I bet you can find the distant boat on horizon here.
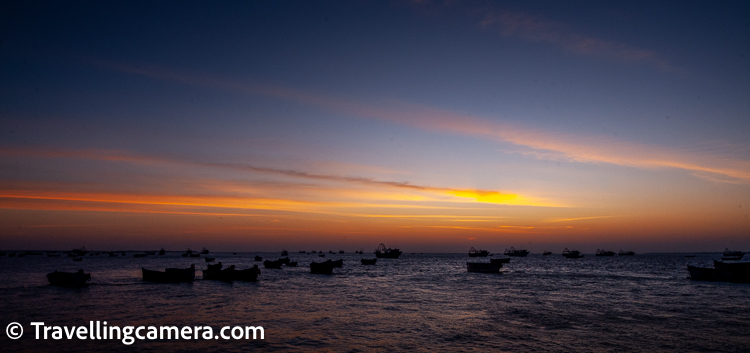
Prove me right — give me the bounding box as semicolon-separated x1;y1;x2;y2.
504;247;529;257
596;249;616;256
619;249;635;256
563;248;584;258
468;247;490;257
375;243;402;259
721;248;745;261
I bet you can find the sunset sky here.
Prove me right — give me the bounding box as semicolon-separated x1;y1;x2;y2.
1;1;749;252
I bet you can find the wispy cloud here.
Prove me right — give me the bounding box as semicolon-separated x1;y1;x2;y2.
88;60;750;184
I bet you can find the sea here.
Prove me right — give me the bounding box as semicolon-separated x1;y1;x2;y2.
0;252;748;352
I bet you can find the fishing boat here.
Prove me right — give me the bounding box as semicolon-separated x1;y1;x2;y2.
338;250;345;254
490;257;510;264
721;248;745;261
466;261;503;273
201;247;209;255
374;243;402;259
158;248;166;255
618;250;635;256
468;247;491;257
563;248;584;258
145;251;156;255
596;249;616;256
182;248;193;257
331;259;343;267
310;260;334;274
280;249;289;256
233;265;261;281
504;247;530;257
47;270;91;287
142;264;195;283
263;259;284;269
203;264;236;281
688;260;750;283
254;256;263;261
361;258;377;265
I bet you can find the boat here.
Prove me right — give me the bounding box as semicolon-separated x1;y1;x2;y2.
201;247;209;255
596;249;616;256
618;250;635;256
361;258;377;265
205;257;215;262
279;257;291;265
310;260;334;274
203;264;236;281
721;248;745;261
71;247;88;257
318;254;326;257
466;262;503;273
233;265;261;281
298;250;306;253
490;258;510;264
263;259;284;269
374;243;402;259
158;248;166;255
338;250;344;254
142;264;195;283
688;260;750;283
280;250;289;256
504;247;530;257
254;256;263;261
468;247;491;257
542;251;552;256
145;251;156;255
182;248;193;257
331;259;343;267
562;248;584;258
47;270;91;287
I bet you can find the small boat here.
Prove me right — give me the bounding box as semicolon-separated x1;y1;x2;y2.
255;256;263;261
490;258;510;264
203;264;236;281
596;249;616;256
233;265;261;281
468;247;491;257
205;257;215;262
618;250;635;256
287;261;298;267
47;270;91;287
142;264;195;283
504;247;530;257
263;259;284;269
280;250;289;256
201;247;209;255
721;248;745;261
338;250;344;254
562;248;584;258
374;243;402;259
72;257;83;261
688;261;750;283
542;251;552;256
361;258;377;265
466;262;503;273
145;251;156;255
158;248;166;255
310;260;334;274
71;247;88;257
182;248;193;257
331;259;343;267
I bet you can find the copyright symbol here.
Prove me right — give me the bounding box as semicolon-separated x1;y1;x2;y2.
6;322;23;339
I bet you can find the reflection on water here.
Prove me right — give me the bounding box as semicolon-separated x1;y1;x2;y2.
1;253;749;352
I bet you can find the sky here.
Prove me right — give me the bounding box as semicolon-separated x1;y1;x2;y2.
1;0;749;253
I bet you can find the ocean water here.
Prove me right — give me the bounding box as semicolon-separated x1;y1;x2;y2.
0;252;748;352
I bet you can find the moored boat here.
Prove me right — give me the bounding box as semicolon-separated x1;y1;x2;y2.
375;243;402;258
142;264;195;283
201;247;209;255
721;248;745;261
287;261;298;267
466;261;503;273
310;260;334;274
542;251;552;256
504;247;530;257
280;249;289;256
47;270;91;287
563;248;584;258
203;264;236;281
688;261;750;283
264;259;284;269
619;250;635;256
596;249;616;256
158;248;166;255
468;247;490;257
